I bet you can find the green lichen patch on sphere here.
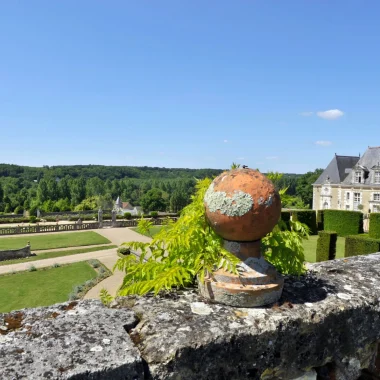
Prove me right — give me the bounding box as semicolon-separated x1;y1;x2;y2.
204;184;253;217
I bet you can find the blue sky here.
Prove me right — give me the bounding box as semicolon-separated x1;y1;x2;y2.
1;1;380;173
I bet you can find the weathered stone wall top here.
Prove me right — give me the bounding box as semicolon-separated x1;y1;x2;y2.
1;253;380;379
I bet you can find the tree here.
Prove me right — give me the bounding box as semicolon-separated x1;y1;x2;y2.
140;188;167;212
47;179;59;201
37;179;49;204
71;177;86;205
58;177;71;199
169;190;188;213
296;169;323;207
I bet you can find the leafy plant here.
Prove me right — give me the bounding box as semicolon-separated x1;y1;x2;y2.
115;176;307;297
100;288;114;306
28;265;37;272
262;219;308;274
136;217;154;238
115;178;240;296
52;263;61;268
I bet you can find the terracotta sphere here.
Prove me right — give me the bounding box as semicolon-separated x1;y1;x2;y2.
204;168;281;241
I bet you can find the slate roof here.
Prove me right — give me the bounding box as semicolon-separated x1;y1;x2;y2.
342;146;380;185
314;155;360;185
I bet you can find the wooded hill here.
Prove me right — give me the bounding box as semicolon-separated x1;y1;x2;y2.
0;163;308;215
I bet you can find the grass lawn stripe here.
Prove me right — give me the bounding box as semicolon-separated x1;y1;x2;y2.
0;231;110;251
0;261;97;312
0;245;117;266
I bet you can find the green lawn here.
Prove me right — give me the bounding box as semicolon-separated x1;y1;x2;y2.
131;225;163;237
0;231;110;251
303;235;345;263
0;244;117;266
0;262;97;312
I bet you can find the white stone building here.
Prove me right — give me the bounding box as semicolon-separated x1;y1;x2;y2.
313;146;380;214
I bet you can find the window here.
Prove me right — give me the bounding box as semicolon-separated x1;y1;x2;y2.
323;201;329;209
374;193;380;201
346;205;350;210
375;171;380;184
374;205;380;213
346;192;350;201
353;192;361;211
355;171;362;183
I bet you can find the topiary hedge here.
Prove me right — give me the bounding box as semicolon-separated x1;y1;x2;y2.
316;210;324;231
316;231;337;262
324;210;363;237
369;213;380;239
345;235;380;257
293;210;317;235
280;211;291;229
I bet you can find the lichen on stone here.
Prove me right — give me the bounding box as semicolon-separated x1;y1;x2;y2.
204;184;253;217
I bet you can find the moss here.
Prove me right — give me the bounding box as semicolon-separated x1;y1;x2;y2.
204;184;253;217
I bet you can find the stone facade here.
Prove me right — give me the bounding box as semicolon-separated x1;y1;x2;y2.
0;245;33;262
313;147;380;214
1;253;380;379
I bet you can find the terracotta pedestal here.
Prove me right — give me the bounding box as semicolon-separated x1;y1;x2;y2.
199;240;284;307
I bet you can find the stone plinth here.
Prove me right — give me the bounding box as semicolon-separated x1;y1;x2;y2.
201;168;283;307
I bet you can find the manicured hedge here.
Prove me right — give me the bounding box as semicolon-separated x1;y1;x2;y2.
345;235;380;258
317;210;324;231
294;210;317;235
369;213;380;239
324;210;363;237
316;231;337;262
280;211;291;229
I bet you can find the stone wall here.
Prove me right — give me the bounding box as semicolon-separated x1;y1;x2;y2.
0;245;33;262
1;253;380;379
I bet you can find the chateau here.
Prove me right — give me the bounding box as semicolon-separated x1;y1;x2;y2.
313;146;380;213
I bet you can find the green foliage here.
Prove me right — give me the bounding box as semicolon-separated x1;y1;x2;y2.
293;210;317;235
296;169;323;207
316;231;337;262
28;265;37;272
124;212;132;220
136;217;154;238
150;211;159;218
280;211;291;229
29;216;37;223
230;163;241;169
116;178;307;297
117;246;131;255
316;210;324;231
74;196;98;211
262;219;307;275
345;235;380;257
369;213;380;239
324;210;363;236
100;288;114;306
140;188;167;212
115;178;240;296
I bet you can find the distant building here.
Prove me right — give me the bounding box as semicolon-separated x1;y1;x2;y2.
313;146;380;213
114;196;142;216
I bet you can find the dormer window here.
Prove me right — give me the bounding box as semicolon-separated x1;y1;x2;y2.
354;170;362;183
374;171;380;184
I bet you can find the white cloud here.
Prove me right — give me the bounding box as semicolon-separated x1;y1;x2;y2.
223;139;228;143
315;140;332;146
316;109;344;120
299;111;313;117
237;157;245;160
266;156;278;160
